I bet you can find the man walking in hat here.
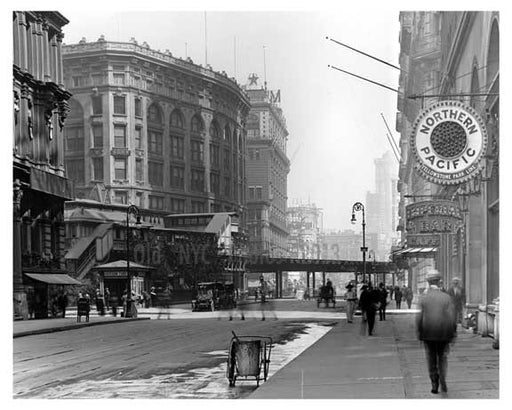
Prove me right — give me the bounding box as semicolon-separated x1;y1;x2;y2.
417;268;457;394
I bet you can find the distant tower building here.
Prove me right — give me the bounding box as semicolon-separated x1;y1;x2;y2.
243;74;290;257
365;151;399;261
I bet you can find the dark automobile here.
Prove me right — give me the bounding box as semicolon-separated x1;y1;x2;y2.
192;282;237;311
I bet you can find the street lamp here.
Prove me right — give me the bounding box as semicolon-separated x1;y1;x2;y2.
351;202;367;284
125;204;141;318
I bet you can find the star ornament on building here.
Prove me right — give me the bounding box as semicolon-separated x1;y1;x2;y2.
248;73;259;86
410;100;488;185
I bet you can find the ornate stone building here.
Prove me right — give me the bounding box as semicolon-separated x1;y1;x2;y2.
13;11;75;319
61;37;250;219
396;12;499;337
243;75;290;257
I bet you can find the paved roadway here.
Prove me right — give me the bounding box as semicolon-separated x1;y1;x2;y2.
13;308;331;399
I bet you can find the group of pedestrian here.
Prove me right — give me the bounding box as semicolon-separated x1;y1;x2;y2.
390;285;414;309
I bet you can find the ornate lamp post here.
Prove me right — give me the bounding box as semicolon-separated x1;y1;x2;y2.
351;202;367;284
125;204;141;318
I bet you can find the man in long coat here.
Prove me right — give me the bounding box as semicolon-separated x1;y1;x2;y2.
447;277;466;325
417;268;457;394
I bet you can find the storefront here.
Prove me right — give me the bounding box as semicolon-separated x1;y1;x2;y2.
23;272;82;319
92;260;154;301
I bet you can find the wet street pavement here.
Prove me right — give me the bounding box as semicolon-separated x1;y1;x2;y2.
13;314;335;399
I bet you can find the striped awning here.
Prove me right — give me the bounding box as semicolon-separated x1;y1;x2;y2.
393;247;438;256
24;273;82;285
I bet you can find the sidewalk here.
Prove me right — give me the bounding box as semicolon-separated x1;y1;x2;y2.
13;316;149;338
249;314;499;399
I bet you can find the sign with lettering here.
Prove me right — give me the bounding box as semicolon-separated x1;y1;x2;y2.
411;101;487;185
405;200;463;235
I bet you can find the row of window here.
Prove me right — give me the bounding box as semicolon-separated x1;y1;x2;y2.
111;190;230;214
66;158;241;197
80;94;241;142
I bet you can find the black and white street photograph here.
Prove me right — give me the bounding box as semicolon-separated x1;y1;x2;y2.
7;0;505;403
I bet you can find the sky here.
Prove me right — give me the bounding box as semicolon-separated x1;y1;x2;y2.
56;5;401;232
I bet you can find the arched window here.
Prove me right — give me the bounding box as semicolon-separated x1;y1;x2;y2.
486;20;499;86
170;109;184;129
147;103;163;124
224;125;231;145
191;114;204;133
209;120;220;139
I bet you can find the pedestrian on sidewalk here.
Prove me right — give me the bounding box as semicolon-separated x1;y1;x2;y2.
110;293;119;317
359;283;379;336
378;282;388;321
417;268;457;394
394;286;403;309
405;286;414;309
344;283;357;323
104;287;111;311
447;277;465;325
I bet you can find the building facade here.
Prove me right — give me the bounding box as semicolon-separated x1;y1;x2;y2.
396;11;499;336
13;11;75;319
61;37;250;221
244;75;290;257
287;201;322;259
365;151;399;262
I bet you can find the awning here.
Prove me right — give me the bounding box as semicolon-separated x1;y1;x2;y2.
24;273;82;285
393;247;438;256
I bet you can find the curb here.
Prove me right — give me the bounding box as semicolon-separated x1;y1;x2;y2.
13;317;150;338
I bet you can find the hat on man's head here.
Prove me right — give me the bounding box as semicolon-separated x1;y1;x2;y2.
426;268;441;282
345;283;354;289
452;277;460;282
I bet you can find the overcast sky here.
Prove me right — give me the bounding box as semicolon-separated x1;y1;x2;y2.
58;6;401;231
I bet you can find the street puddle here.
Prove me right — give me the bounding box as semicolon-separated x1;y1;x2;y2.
27;322;333;399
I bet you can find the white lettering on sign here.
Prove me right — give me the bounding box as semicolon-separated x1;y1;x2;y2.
411;101;488;185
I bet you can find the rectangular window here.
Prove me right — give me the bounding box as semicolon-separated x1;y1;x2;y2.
171;135;184;159
72;76;82;87
248;149;254;160
136;158;144;182
248;187;255;200
135;127;143;149
113;73;125;85
171;198;185;213
191;169;204;192
92;157;103;181
255;150;260;160
92;124;103;147
65;159;84;183
134;98;142;117
223;149;230;171
114;191;128;205
191;201;205;213
191;140;204;163
114;125;126;148
65;127;84;151
149;195;164;210
256;187;263;200
92;95;103;115
131;75;141;89
114;158;127;180
136;192;143;207
148;131;163;155
170;166;185;189
224;176;231;197
91;74;104;86
210;144;220;168
113;95;126;115
148;161;163;186
210;172;220;194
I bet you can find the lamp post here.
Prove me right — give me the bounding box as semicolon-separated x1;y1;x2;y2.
125;204;141;318
351;202;367;284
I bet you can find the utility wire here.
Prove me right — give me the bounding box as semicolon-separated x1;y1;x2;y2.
381;113;402;162
328;65;400;93
326;36;402;71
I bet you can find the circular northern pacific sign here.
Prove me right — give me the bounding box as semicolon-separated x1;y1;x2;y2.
411;100;488;185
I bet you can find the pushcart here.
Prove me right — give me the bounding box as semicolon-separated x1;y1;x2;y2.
226;332;272;387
